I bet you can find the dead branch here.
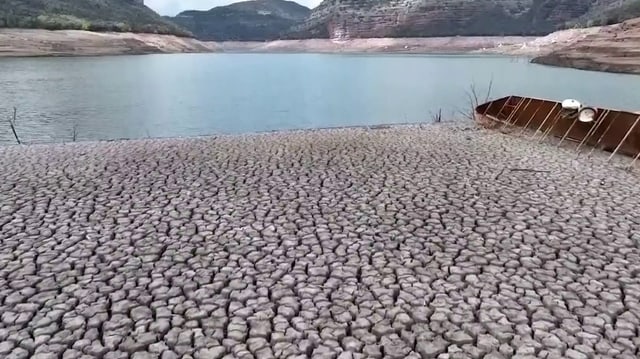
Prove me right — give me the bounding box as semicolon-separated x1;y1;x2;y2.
8;107;21;145
71;122;78;142
431;108;443;123
484;77;494;103
463;77;495;128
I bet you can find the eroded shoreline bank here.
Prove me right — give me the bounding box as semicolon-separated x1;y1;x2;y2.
531;18;640;75
0;29;538;57
216;36;537;54
0;29;220;57
2;23;639;75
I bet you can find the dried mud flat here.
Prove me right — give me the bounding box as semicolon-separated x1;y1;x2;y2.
1;124;640;359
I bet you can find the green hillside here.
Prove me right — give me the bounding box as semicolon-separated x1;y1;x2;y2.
0;0;192;36
169;0;310;41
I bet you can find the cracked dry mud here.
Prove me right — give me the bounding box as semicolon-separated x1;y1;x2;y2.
1;124;640;359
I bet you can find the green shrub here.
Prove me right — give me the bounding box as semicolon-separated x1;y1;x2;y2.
34;14;89;30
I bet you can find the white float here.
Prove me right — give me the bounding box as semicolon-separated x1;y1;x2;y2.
561;99;582;111
578;107;597;123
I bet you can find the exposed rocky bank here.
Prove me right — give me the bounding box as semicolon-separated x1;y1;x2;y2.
217;36;537;54
1;124;640;358
531;18;640;75
288;0;626;39
2;22;640;75
0;29;536;57
0;29;218;57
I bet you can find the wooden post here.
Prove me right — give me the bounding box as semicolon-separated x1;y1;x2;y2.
501;97;527;129
627;148;640;170
539;110;564;143
557;115;579;147
531;103;559;140
575;109;608;154
494;96;513;121
588;112;621;157
608;115;640;162
518;100;546;136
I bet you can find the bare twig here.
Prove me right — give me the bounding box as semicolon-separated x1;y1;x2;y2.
8;107;21;145
463;77;495;128
484;77;494;103
71;122;78;142
431;108;443;123
470;83;479;108
456;108;473;121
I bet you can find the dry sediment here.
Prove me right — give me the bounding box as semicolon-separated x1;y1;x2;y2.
0;29;534;57
1;124;640;358
217;36;537;54
0;29;220;57
530;18;640;75
3;24;640;75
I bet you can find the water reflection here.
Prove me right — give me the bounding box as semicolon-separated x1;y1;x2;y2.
1;53;639;144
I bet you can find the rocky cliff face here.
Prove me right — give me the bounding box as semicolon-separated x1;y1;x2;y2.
287;0;625;39
170;0;310;41
532;17;640;74
568;0;640;26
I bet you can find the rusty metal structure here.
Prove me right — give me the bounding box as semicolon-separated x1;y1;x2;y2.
475;95;640;167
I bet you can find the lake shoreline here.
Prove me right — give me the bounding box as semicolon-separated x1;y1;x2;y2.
3;50;640;145
0;28;220;58
215;37;538;55
0;28;539;58
3;24;640;74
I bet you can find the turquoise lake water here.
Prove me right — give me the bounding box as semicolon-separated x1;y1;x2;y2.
1;53;639;144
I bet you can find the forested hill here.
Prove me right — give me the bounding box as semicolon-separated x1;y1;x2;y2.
169;0;310;41
0;0;192;37
287;0;640;39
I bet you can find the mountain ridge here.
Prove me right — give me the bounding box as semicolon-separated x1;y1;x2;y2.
168;0;640;41
0;0;192;36
287;0;633;39
168;0;310;41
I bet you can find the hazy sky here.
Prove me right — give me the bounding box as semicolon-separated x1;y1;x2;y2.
146;0;322;16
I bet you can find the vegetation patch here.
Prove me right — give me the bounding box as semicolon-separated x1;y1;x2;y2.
0;0;192;36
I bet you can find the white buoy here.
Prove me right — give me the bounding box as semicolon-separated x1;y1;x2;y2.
578;107;597;123
561;99;582;111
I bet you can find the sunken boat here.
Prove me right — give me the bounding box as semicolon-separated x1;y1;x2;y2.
475;96;640;163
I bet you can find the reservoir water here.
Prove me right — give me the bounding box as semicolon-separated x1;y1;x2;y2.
1;53;639;144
